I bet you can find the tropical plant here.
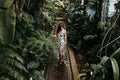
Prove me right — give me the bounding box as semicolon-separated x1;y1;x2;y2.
0;47;27;80
76;4;120;79
66;0;100;51
76;48;120;80
67;1;120;80
0;0;58;80
0;0;14;8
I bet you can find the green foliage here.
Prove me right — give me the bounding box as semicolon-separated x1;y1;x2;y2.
24;0;47;15
77;47;120;80
0;8;16;45
42;0;66;26
100;56;109;65
80;25;120;80
110;58;119;80
23;37;58;70
14;11;58;75
85;45;100;63
32;70;45;80
68;1;120;80
27;61;39;69
0;77;9;80
66;1;99;51
0;0;14;8
0;0;58;79
0;48;26;80
110;47;120;58
65;1;120;80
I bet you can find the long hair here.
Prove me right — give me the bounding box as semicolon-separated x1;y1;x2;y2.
56;23;64;35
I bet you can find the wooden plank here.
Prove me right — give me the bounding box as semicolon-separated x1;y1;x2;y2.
68;48;79;80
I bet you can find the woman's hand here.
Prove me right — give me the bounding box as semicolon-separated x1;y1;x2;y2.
50;34;56;37
64;42;67;45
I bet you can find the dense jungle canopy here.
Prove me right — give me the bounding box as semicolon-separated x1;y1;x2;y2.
0;0;120;80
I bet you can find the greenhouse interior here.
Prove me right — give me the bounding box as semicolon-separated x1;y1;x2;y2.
0;0;120;80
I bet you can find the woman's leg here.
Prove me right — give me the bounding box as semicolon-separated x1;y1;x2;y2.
62;45;67;64
59;45;63;64
58;43;66;64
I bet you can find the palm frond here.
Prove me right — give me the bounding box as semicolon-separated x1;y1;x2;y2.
0;8;16;45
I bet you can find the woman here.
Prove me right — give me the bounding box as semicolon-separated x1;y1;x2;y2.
56;23;67;65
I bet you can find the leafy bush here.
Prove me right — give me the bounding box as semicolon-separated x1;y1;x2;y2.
0;0;58;79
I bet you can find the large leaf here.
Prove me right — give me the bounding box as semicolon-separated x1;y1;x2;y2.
110;47;120;58
110;58;119;80
100;56;109;65
0;8;16;45
0;0;14;8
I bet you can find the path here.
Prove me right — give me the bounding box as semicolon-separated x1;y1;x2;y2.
45;46;79;80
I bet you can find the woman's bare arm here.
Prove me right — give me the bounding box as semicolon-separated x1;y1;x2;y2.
64;30;67;44
50;34;56;37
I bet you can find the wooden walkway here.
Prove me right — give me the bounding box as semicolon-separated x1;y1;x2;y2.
48;56;69;80
45;47;79;80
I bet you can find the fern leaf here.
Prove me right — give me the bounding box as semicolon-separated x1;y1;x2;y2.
0;49;24;64
0;64;25;80
5;58;27;73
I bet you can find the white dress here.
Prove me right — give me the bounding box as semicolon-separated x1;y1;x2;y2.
57;30;66;63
